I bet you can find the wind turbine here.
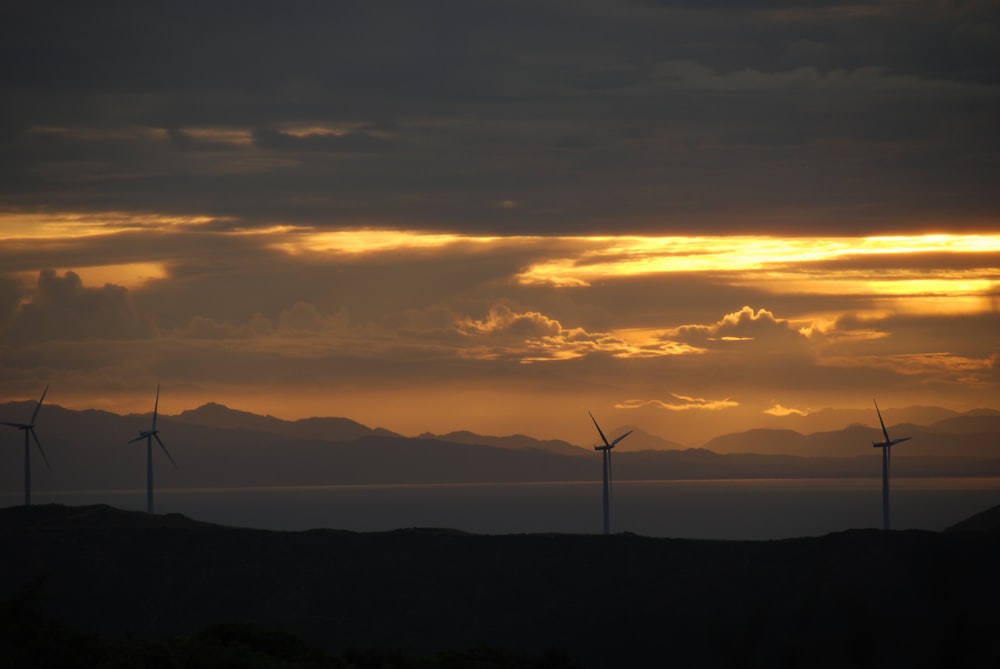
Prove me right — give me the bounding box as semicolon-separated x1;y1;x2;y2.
589;411;632;535
1;386;50;506
128;385;177;513
872;399;912;531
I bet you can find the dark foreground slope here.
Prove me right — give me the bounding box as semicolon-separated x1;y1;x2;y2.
2;505;999;668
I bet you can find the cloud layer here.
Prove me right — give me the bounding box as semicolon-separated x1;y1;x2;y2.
0;2;997;445
1;223;995;445
1;1;998;233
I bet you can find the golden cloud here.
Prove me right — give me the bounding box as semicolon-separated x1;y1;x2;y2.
764;404;810;417
513;234;1000;317
455;304;704;363
617;395;739;411
821;352;997;385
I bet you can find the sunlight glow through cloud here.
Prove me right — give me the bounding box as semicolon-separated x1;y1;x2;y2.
764;404;810;417
617;395;740;411
516;234;1000;287
47;263;168;289
1;216;996;443
821;352;997;384
0;212;236;239
258;230;1000;314
270;229;506;255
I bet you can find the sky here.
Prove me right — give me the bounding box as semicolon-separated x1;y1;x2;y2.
1;1;998;447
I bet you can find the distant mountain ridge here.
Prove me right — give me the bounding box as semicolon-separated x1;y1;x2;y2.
750;404;984;435
1;401;999;493
176;402;401;441
418;430;587;456
703;415;1000;458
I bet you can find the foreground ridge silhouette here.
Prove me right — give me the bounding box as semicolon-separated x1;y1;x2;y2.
2;503;999;668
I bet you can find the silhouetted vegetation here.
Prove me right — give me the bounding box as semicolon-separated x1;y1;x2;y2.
2;504;1000;668
1;586;582;669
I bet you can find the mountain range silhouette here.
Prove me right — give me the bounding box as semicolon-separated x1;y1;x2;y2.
1;402;999;493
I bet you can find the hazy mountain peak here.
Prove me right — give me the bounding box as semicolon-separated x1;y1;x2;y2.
422;430;587;456
600;425;688;452
175;403;287;431
173;403;395;442
181;402;270;419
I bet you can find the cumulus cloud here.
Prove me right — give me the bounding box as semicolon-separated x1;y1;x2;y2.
456;304;564;339
456;304;702;362
3;270;154;343
456;304;626;362
811;310;1000;389
278;302;328;333
0;275;23;327
670;306;810;350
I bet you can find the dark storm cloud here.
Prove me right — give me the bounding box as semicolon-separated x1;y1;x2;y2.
251;128;407;153
0;275;22;326
1;1;998;232
3;269;154;343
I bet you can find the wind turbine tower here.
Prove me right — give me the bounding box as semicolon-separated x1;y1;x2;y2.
872;399;912;530
129;385;177;513
1;386;51;506
589;411;632;535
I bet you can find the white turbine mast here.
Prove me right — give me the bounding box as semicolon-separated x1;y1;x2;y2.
589;411;632;536
128;384;177;513
872;399;912;530
1;385;51;506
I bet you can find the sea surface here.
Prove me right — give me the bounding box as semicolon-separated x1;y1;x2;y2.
6;477;1000;540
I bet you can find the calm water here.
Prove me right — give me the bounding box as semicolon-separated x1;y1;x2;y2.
6;478;1000;540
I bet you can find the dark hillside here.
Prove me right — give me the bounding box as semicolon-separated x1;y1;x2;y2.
2;504;999;668
945;503;1000;532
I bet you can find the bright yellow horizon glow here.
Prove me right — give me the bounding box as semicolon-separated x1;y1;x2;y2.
270;229;508;255
516;234;1000;284
9;263;169;289
4;217;997;310
0;212;237;239
510;233;1000;310
72;262;169;288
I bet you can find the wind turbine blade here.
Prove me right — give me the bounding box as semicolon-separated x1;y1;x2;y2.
30;385;49;425
152;384;160;430
154;433;177;469
887;443;891;478
589;411;611;447
128;434;146;444
30;429;51;470
610;430;633;448
873;399;891;442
